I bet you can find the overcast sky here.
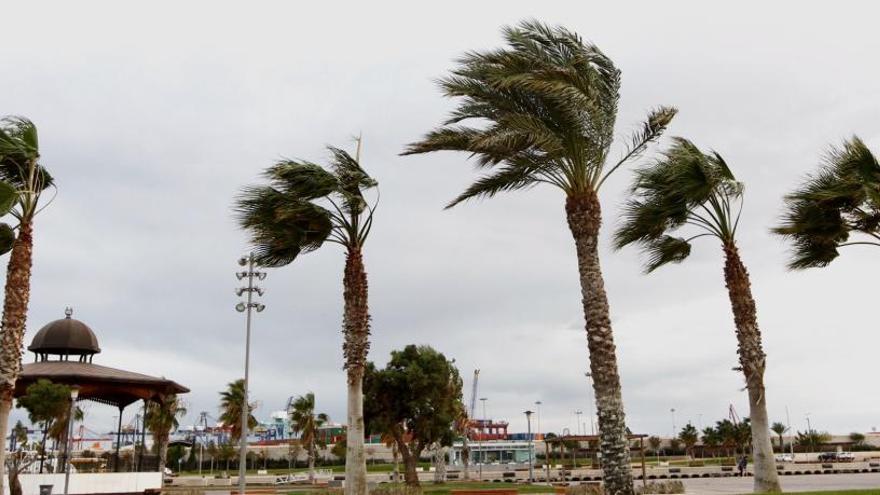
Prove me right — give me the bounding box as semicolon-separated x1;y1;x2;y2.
1;1;878;439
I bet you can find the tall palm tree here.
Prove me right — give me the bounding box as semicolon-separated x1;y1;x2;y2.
770;422;787;453
614;138;780;492
236;140;377;495
401;21;675;495
146;395;188;474
773;136;880;268
289;392;329;483
0;117;54;491
219;379;257;444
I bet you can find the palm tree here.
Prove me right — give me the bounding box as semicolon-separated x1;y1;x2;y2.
702;427;720;458
236;140;376;495
614;139;780;492
401;21;675;495
774;137;879;268
219;379;257;443
146;395;188;474
770;422;787;453
289;392;329;483
679;423;699;459
0;117;54;490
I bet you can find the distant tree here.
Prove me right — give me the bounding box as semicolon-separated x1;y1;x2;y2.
774;137;880;268
287;440;304;471
770;423;788;452
289;392;329;483
850;432;866;447
701;427;721;458
16;379;76;473
364;345;464;487
795;430;831;452
647;436;662;455
7;420;33;495
218;442;236;471
669;438;682;455
331;438;347;462
678;423;699;458
218;379;257;442
145;394;187;475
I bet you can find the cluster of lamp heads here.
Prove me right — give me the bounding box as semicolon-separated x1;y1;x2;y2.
235;254;267;313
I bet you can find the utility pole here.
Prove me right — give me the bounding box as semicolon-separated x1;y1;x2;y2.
585;372;595;435
479;397;488;481
235;253;266;495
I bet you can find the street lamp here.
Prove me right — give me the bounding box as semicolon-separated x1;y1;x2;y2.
524;410;534;483
235;253;266;495
534;401;542;440
670;408;677;438
575;411;583;436
64;386;80;495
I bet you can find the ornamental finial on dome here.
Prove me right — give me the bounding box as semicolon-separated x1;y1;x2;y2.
64;307;73;318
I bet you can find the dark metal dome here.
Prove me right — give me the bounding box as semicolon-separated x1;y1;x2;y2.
28;308;101;361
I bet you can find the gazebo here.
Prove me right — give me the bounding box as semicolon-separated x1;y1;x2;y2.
14;308;189;472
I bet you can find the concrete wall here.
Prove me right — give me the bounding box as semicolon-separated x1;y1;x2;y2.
7;472;162;495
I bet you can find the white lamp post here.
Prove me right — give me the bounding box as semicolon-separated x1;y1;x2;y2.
235;253;266;495
63;386;80;495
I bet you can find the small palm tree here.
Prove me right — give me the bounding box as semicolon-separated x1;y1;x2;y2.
679;423;699;459
401;21;675;495
770;422;787;453
219;379;257;443
289;392;329;483
0;117;55;490
774;137;879;268
702;427;720;458
614;138;780;492
146;395;188;474
236;141;376;495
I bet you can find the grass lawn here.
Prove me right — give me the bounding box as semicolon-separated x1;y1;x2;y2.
753;491;880;495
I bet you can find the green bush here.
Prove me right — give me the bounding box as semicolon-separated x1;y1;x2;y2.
635;480;684;494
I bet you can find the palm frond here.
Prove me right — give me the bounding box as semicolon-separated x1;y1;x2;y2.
774;136;880;269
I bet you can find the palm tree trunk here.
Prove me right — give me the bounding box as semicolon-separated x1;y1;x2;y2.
565;193;634;495
461;436;470;481
343;248;370;495
0;221;35;494
308;443;316;483
722;242;780;493
158;433;169;474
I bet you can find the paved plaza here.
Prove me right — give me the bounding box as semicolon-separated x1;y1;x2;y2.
682;472;880;494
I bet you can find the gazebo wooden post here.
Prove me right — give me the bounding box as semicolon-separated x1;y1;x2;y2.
115;406;124;472
137;399;147;471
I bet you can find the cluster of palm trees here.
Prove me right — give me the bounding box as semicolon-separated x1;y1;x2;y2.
0;17;872;495
233;20;878;495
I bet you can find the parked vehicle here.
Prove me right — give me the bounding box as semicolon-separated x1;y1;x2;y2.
818;452;838;462
775;453;793;462
838;452;855;462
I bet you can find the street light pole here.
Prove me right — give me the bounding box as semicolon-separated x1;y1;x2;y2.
670;408;677;439
575;411;583;436
534;401;542;440
479;397;487;481
524;410;534;483
63;386;80;495
235;253;266;495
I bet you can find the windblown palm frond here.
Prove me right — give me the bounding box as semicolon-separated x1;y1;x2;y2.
402;19;675;201
773;136;880;269
614;137;744;272
0;117;53;196
235;145;377;267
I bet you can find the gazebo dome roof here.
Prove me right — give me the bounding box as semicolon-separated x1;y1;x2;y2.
28;308;101;356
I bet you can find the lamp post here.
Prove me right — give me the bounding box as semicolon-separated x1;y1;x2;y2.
479;397;488;480
575;411;583;436
524;410;534;483
805;413;813;453
63;386;80;495
670;408;677;439
534;401;542;440
235;253;266;495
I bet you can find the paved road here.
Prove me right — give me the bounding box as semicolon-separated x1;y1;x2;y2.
682;473;880;494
